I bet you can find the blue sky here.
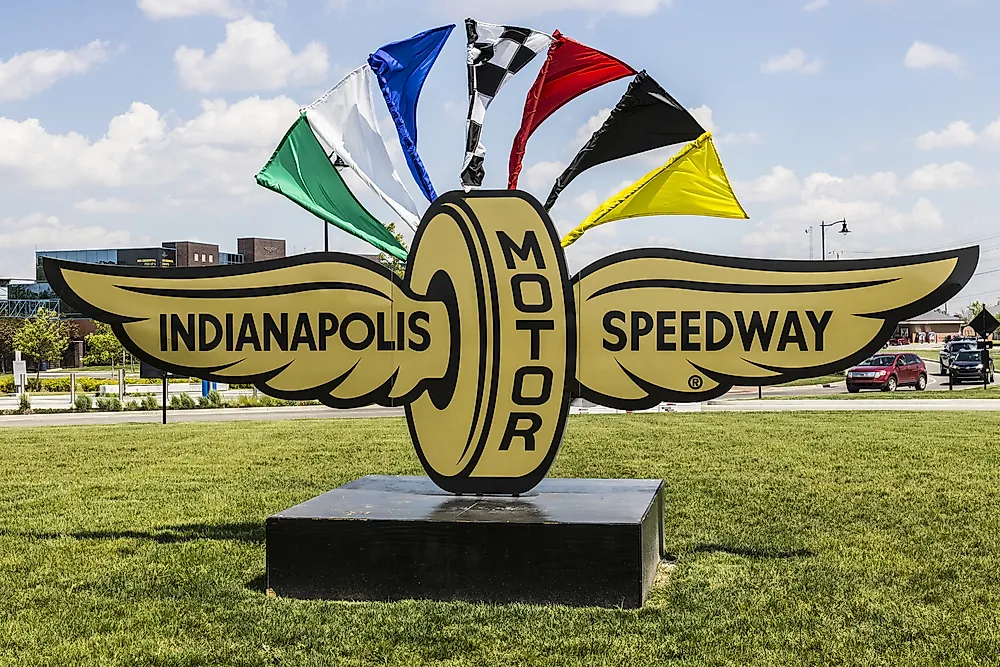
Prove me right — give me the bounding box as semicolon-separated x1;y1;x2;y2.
1;0;998;310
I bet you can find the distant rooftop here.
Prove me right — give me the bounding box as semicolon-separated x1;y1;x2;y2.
900;309;964;324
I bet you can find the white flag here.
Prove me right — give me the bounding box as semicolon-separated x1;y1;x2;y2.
304;65;421;231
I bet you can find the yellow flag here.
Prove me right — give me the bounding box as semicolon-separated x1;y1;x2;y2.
561;132;749;247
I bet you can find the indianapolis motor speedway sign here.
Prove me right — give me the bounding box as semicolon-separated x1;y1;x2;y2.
46;191;976;494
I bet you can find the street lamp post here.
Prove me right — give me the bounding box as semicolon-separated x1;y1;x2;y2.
820;219;850;261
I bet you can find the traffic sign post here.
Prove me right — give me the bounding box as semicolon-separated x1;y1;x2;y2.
140;361;185;424
968;310;999;391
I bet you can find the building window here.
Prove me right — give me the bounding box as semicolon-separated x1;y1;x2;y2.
192;252;198;262
208;255;213;263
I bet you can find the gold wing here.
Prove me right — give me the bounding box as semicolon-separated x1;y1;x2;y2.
572;247;978;407
44;254;451;407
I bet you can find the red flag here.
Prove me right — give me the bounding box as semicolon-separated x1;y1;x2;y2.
508;31;635;190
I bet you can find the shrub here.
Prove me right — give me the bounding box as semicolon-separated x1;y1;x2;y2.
206;389;223;408
17;392;31;413
96;396;123;412
140;395;159;411
74;395;93;411
197;395;212;408
124;400;140;411
170;393;196;410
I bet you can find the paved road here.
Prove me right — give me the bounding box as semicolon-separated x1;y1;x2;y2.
706;399;1000;411
4;396;1000;427
726;358;990;399
5;356;995;426
0;405;404;427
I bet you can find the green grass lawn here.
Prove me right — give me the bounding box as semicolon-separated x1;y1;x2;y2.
774;374;844;387
3;414;1000;666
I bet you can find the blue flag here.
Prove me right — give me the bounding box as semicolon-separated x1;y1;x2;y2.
369;24;454;204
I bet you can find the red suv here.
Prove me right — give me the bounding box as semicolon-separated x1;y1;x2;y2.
846;353;927;393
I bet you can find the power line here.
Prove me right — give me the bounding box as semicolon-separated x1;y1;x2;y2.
956;286;1000;300
838;233;1000;256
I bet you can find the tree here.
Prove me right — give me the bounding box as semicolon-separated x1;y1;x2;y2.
83;322;123;367
963;301;986;324
376;222;409;279
12;307;70;381
0;318;25;373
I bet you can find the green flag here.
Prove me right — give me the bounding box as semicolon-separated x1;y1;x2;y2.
256;114;408;260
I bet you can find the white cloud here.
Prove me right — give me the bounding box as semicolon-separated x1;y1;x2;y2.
802;171;899;200
904;41;964;73
916;121;977;149
0;95;298;195
0;213;137;278
735;166;801;202
0;213;132;250
738;166;945;257
760;48;824;75
717;131;762;145
73;197;135;214
744;197;944;255
905;162;979;190
572;190;600;212
573;108;610;148
137;0;243;19
688;105;716;133
776;197;944;233
982;118;1000;146
175;18;328;93
520;161;565;194
0;102;167;189
173;95;300;148
0;40;112;102
803;0;829;10
432;0;672;18
686;105;760;144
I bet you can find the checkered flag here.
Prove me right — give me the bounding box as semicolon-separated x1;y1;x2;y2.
462;18;551;189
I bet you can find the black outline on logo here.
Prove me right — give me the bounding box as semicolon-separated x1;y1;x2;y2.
41;195;977;494
43;251;459;409
571;245;979;409
404;190;577;496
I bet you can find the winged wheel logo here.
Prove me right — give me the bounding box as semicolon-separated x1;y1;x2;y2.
44;191;977;494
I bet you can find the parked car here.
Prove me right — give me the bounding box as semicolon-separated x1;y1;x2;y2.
949;349;995;384
846;353;927;393
939;338;979;375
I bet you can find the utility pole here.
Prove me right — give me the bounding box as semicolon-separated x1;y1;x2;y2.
324;222;329;253
805;226;814;260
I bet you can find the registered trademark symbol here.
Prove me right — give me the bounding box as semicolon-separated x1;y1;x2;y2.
688;375;703;390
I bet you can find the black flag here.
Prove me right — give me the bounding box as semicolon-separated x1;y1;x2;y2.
544;71;705;210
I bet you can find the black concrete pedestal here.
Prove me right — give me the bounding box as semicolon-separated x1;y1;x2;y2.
266;476;665;608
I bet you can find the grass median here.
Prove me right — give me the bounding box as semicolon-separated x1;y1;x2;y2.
2;414;999;666
774;373;844;387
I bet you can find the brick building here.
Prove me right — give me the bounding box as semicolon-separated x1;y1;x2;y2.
238;237;286;263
